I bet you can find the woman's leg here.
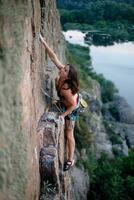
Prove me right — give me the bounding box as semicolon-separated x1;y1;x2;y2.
65;120;75;161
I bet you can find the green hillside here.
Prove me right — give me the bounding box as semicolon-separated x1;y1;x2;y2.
56;0;134;42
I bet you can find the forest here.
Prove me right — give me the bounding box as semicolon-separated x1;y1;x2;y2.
57;0;134;42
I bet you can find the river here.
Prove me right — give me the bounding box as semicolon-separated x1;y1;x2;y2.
63;30;134;109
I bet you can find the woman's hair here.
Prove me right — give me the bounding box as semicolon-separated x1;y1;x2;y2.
66;64;80;95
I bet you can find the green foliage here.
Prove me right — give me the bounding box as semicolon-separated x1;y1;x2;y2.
58;0;134;42
101;79;118;102
88;149;134;200
92;73;118;102
63;22;93;31
57;0;134;9
121;150;134;176
40;180;56;200
109;106;120;121
112;146;123;157
103;120;123;152
125;176;134;198
76;149;97;179
58;1;134;24
110;134;122;145
75;112;93;149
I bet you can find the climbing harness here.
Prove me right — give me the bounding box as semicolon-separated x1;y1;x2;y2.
41;88;88;121
61;93;88;121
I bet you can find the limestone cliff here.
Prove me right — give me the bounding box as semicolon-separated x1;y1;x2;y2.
0;0;69;200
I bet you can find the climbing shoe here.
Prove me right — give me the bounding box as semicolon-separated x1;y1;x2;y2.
63;159;75;171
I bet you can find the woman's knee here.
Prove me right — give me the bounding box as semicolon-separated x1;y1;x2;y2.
65;129;74;141
65;125;74;133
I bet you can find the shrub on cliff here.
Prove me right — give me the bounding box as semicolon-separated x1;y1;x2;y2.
88;149;134;200
92;73;118;103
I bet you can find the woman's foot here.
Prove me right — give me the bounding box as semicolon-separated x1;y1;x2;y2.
64;159;75;171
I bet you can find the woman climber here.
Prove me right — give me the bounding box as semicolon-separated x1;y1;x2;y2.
40;33;80;171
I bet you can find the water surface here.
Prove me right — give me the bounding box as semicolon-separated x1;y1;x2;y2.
63;30;134;109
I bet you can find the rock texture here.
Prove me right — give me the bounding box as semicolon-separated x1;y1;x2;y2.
81;85;134;159
71;167;89;200
111;96;134;124
0;0;67;200
38;112;71;200
81;83;114;159
102;95;134;155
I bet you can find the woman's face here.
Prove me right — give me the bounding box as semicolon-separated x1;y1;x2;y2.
59;65;70;79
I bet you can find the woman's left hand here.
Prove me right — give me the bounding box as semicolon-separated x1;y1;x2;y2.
59;115;65;124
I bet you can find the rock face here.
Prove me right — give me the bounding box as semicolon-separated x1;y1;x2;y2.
38;112;71;200
102;95;134;155
81;83;114;159
71;167;89;200
80;85;134;158
112;96;134;124
0;0;67;200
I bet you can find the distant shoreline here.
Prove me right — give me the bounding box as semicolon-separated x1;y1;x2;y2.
63;30;134;109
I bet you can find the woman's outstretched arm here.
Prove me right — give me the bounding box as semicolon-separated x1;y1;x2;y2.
40;34;65;70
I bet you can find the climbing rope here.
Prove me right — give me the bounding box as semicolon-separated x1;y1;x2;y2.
41;87;62;112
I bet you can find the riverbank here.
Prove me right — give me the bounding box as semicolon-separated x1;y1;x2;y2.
90;42;134;109
63;30;134;109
